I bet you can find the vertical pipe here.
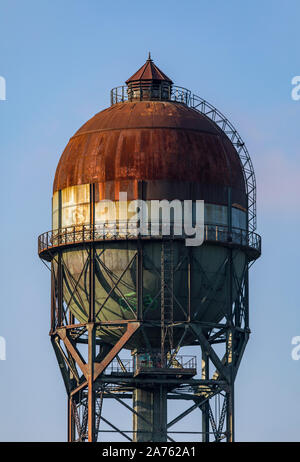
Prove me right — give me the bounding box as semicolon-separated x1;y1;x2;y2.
136;240;143;321
161;242;165;367
137;180;143;322
56;189;63;327
227;187;233;321
187;248;191;322
68;397;75;442
87;323;95;442
87;230;96;441
57;253;63;327
201;349;210;442
227;184;235;442
89;244;95;323
226;385;234;442
51;265;56;332
227;182;234;439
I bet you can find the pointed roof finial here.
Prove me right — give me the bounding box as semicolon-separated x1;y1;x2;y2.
126;55;173;85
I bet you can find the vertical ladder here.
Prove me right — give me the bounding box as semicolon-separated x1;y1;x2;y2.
161;240;174;365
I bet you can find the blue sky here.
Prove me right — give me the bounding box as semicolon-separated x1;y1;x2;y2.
0;0;300;441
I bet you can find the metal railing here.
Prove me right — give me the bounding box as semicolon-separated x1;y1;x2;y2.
107;355;197;374
38;222;261;255
109;359;134;374
135;354;197;370
111;85;191;105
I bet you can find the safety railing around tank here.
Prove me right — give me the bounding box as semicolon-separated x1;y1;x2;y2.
38;222;261;256
111;84;191;105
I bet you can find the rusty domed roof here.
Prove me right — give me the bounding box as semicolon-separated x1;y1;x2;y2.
53;100;246;208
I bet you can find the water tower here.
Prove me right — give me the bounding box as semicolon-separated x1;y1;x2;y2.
38;55;261;442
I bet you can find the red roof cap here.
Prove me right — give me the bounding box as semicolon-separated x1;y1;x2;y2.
126;53;173;84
